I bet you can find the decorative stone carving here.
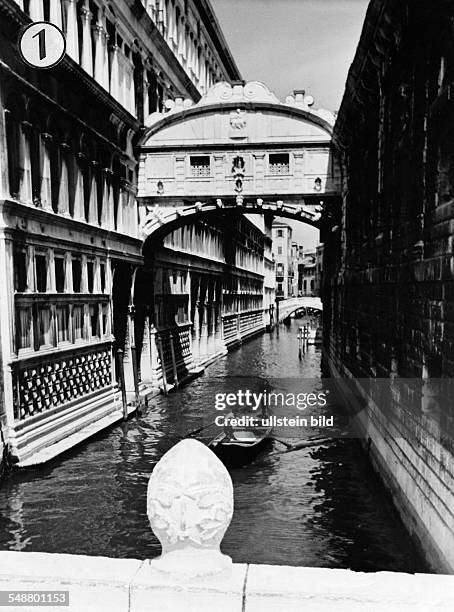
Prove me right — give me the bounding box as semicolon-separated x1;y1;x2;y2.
230;110;247;131
200;80;280;106
147;438;234;577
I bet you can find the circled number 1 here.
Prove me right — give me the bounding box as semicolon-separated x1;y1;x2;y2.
32;28;46;61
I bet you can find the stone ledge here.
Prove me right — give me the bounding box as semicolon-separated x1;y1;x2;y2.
0;551;453;612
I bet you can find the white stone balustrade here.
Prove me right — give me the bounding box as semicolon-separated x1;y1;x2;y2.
0;437;454;610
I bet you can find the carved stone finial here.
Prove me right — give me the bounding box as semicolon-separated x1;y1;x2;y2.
147;439;234;577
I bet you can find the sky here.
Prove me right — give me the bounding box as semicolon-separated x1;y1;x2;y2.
211;0;369;249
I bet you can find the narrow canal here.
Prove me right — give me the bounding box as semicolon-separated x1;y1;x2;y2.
0;320;427;572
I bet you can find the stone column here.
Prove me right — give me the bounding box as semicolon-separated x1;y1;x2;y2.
149;324;161;386
101;169;114;229
215;282;223;352
102;30;110;91
293;152;305;190
140;314;152;384
64;251;73;293
127;59;136;115
93;21;105;87
210;300;217;356
122;307;134;393
64;0;79;63
177;19;185;61
26;245;35;292
29;0;44;21
143;67;149;118
116;183;125;233
40;134;53;211
253;153;266;192
73;154;85;221
199;56;206;93
129;190;138;237
88;165;98;224
80;2;93;76
213;154;225;194
49;0;63;27
191;277;200;364
175;155;186;195
110;43;120;100
19;123;32;203
58;148;70;216
167;2;174;46
200;301;208;361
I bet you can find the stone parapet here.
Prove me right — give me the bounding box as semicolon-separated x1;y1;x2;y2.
0;551;453;611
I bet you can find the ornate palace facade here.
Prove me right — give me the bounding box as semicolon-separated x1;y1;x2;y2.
0;0;241;466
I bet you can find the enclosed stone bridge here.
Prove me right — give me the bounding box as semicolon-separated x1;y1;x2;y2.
137;80;341;245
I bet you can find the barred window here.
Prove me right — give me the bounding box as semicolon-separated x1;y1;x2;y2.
269;153;290;175
35;254;47;293
17;306;32;350
100;263;106;293
55;257;65;293
38;306;52;347
102;304;109;336
190;155;210;177
73;305;84;341
87;261;94;294
72;259;82;293
56;305;69;344
89;304;99;337
14;250;27;292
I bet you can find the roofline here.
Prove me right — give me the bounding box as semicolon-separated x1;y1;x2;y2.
333;0;391;150
139;101;334;147
199;0;242;81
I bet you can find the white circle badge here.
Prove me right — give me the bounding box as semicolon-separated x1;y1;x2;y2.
19;22;66;69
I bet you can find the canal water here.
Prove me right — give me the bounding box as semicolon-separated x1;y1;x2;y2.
0;320;428;572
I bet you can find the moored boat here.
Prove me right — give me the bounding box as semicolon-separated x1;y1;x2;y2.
208;425;272;468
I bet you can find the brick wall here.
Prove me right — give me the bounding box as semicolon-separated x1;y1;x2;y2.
324;0;454;572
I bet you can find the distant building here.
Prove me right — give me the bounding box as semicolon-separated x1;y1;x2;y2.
291;241;304;296
298;251;316;296
315;244;324;296
272;220;293;299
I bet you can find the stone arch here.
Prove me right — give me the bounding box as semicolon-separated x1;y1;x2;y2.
141;198;322;255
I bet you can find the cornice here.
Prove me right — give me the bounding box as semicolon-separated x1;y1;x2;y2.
333;0;396;151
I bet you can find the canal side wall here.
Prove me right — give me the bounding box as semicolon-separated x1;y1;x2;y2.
322;0;454;577
1;550;454;612
325;351;454;575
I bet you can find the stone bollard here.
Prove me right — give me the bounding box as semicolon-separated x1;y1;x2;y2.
147;438;234;578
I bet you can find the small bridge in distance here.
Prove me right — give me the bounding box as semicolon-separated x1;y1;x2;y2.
277;297;322;322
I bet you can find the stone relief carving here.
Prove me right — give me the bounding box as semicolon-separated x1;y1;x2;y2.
230;109;247;131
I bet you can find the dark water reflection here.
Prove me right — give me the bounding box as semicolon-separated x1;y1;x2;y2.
0;321;428;572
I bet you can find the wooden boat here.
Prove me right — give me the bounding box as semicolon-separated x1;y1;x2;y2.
208;423;273;468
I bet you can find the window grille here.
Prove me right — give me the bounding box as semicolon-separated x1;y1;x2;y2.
190;156;210;177
269;153;290;175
